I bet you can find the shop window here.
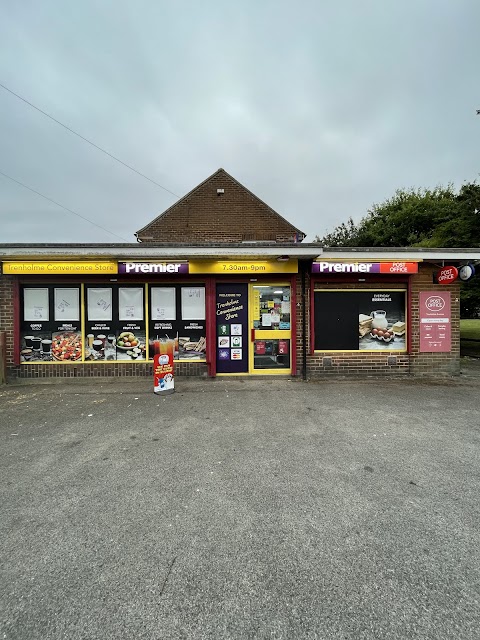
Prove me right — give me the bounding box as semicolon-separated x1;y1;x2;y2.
20;285;82;363
313;289;407;352
149;285;206;361
85;285;146;362
19;284;206;365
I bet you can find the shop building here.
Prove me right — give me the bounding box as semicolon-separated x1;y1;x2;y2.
1;169;479;380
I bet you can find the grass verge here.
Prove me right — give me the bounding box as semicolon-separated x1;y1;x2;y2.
461;319;480;357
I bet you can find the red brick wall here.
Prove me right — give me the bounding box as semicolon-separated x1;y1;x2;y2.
8;361;208;380
0;275;15;370
137;170;302;243
409;264;460;376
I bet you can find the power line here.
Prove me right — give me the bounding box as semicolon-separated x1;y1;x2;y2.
0;81;180;198
0;169;130;242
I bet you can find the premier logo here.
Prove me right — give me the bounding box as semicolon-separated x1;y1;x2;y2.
119;262;187;274
315;262;374;273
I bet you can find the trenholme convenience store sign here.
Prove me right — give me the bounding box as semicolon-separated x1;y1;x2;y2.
312;262;419;274
2;260;298;276
3;262;117;274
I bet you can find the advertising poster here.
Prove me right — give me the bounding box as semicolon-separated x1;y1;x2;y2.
216;284;248;373
153;352;175;394
314;290;407;351
419;291;451;352
20;286;82;363
148;285;206;361
84;286;147;362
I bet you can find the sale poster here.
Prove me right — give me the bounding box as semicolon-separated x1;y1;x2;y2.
419;292;451;352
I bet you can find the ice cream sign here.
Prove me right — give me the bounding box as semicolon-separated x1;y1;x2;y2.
118;262;189;274
312;262;418;274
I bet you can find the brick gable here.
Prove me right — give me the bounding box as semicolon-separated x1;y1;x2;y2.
136;168;305;243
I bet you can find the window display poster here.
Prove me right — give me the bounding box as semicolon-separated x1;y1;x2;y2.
216;283;248;373
181;287;206;320
118;287;144;321
151;287;176;321
148;285;206;360
20;286;82;363
23;288;49;321
419;291;451;352
84;286;146;362
87;288;112;321
54;288;80;321
314;290;407;351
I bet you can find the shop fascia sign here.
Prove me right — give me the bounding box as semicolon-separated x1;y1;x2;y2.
118;262;189;274
2;261;117;274
121;260;298;274
312;261;419;274
189;260;298;274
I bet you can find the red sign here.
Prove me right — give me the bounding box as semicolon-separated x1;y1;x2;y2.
435;266;458;285
419;292;451;352
377;262;419;274
154;352;175;393
278;340;289;354
255;341;266;355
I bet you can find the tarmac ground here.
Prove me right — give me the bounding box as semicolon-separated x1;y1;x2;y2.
1;364;480;639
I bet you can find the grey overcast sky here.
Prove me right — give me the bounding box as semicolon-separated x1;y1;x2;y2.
0;0;479;243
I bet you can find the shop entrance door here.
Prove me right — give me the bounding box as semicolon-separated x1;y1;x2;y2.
249;283;292;375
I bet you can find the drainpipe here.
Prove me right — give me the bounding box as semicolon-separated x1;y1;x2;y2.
301;263;308;381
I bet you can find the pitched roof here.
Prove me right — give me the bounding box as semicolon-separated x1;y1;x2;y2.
135;168;305;238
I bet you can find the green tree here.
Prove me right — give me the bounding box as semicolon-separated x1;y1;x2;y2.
316;182;480;316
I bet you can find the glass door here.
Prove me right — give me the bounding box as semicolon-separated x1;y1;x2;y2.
249;283;292;374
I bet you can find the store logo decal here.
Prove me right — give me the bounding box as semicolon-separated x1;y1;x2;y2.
118;262;189;274
425;296;445;311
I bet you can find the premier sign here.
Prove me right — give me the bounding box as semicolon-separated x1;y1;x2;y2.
118;262;189;274
312;262;419;274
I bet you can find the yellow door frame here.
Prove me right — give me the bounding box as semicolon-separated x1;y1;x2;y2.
247;282;292;375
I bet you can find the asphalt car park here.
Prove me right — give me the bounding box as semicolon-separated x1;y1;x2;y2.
1;372;479;639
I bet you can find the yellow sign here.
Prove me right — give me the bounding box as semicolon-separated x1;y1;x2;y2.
2;261;118;275
189;260;298;274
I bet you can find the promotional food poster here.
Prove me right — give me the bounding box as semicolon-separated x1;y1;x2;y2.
314;290;407;351
84;285;147;362
216;283;248;373
148;285;206;361
20;286;83;362
83;324;147;362
419;291;451;352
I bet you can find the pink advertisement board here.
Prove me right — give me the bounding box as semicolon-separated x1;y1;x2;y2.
419;292;451;352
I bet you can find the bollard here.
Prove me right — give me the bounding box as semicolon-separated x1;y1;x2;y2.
0;331;6;385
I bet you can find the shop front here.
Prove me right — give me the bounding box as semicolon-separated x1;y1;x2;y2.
1;253;309;379
214;280;294;376
306;256;468;378
2;250;480;380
